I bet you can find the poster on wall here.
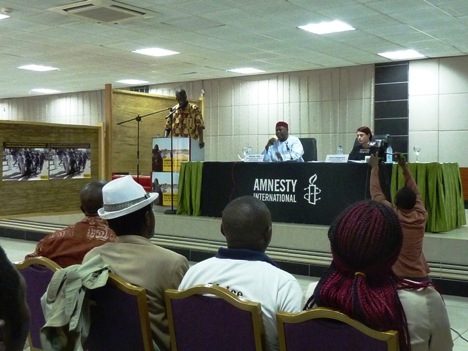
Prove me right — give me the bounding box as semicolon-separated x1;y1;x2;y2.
2;142;49;181
152;171;179;207
152;137;189;173
49;143;91;179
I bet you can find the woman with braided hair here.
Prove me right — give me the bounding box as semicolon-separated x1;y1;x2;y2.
304;201;452;351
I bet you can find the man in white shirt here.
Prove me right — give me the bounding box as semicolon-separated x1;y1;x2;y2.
263;121;304;162
179;196;303;351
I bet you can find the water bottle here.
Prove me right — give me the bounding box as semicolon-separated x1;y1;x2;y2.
386;144;393;163
337;145;343;154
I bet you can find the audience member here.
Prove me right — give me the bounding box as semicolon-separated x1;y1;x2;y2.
369;153;430;280
179;195;302;351
0;246;30;351
165;88;205;148
348;125;373;161
83;175;189;351
304;201;453;351
263;121;304;162
25;180;116;267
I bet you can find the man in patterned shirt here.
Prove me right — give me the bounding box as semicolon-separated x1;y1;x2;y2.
165;88;205;148
24;180;115;267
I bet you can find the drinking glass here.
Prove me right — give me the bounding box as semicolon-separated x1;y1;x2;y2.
413;146;421;162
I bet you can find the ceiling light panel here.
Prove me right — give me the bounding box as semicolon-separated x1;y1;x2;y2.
132;48;179;57
298;20;355;35
378;49;425;60
18;65;59;72
227;68;265;74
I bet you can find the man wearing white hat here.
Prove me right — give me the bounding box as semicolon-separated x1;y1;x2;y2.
83;175;189;351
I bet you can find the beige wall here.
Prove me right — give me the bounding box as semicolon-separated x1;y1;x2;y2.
2;57;468;166
149;66;374;162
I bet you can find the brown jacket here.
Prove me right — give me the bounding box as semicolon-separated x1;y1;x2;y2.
83;235;189;351
370;166;430;278
25;216;115;267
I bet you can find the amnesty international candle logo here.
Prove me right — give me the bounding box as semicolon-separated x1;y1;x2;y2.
303;174;322;205
252;174;322;205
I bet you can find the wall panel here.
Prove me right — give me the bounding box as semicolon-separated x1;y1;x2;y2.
0;121;100;216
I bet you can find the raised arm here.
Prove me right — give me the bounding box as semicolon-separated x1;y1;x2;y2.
397;154;426;212
262;138;276;162
369;154;392;207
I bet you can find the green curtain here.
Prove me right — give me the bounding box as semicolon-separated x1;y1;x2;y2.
391;163;466;232
177;161;204;216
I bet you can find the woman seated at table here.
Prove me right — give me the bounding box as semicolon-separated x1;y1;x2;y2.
304;201;453;351
348;126;374;161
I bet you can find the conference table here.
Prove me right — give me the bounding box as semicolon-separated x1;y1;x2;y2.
177;161;465;233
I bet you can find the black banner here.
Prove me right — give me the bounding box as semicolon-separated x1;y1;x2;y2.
201;162;392;225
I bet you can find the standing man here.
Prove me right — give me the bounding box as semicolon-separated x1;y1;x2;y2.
83;176;189;351
263;121;304;162
165;88;205;149
179;196;303;351
369;153;430;280
25;180;115;267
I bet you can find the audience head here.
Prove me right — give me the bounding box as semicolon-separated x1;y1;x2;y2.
305;200;412;351
395;186;417;210
0;246;30;351
175;88;188;109
98;176;158;238
356;126;372;146
275;121;289;142
80;180;107;216
221;196;272;252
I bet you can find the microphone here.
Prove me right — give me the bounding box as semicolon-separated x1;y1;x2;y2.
166;105;180;119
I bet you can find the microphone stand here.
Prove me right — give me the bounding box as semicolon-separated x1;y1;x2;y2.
117;107;170;184
164;109;177;215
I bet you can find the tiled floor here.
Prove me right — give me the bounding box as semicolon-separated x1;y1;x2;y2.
2;236;468;351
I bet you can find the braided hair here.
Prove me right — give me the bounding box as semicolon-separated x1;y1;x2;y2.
304;201;413;351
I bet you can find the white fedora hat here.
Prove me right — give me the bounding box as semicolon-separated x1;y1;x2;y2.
98;175;159;220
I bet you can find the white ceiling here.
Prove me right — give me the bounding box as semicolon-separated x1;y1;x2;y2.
2;0;468;99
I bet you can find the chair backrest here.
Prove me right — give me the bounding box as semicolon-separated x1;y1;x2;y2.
299;138;318;161
15;256;62;351
276;307;399;351
84;273;153;351
165;284;265;351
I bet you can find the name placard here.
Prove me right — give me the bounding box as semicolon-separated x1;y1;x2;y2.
244;154;264;162
325;154;349;163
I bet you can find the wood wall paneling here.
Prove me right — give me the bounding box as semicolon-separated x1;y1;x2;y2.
0;121;101;216
110;89;201;176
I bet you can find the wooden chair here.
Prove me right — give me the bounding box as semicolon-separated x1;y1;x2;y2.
276;307;399;351
15;256;62;351
84;273;153;351
165;284;265;351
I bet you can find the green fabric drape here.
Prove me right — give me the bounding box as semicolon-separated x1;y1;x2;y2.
391;163;466;232
177;161;204;216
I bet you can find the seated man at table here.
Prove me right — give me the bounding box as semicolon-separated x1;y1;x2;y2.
25;180;116;267
179;195;303;351
369;153;430;280
262;121;304;162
